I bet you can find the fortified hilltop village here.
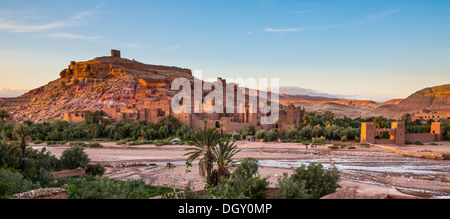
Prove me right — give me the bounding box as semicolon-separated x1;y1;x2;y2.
0;50;306;133
2;49;450;200
0;50;449;145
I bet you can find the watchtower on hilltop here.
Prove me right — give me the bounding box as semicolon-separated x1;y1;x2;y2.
111;49;121;58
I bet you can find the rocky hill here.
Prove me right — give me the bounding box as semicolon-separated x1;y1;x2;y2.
1;51;448;122
369;84;450;119
0;53;193;123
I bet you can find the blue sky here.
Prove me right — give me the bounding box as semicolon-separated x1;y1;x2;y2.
0;0;449;101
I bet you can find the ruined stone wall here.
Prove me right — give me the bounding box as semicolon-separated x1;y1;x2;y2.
11;188;67;199
405;133;438;144
52;168;86;178
374;139;396;144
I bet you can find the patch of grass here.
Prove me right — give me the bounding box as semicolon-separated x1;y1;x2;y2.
86;143;102;148
334;143;347;149
413;141;424;145
443;153;450;160
360;143;371;148
70;141;87;147
128;140;153;146
144;185;177;198
153;140;172;146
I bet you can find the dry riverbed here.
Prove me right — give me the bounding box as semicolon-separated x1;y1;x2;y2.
33;140;450;199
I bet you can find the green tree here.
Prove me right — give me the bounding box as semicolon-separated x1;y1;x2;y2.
0;142;21;169
303;112;315;126
202;119;209;129
213;158;268;199
12;123;32;159
0;110;9;123
324;111;335;122
289;163;340;199
60;146;91;169
401;113;412;125
213;141;241;182
185;128;222;185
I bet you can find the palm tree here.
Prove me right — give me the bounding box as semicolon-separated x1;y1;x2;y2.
12;123;32;159
0;109;9;123
273;118;281;139
202;119;209;129
325;111;335;123
185;128;222;185
303;112;315;125
213;141;241;181
401;113;412;125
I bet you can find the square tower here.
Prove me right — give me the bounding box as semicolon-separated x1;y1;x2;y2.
111;49;121;58
391;122;405;145
431;122;442;141
361;122;375;144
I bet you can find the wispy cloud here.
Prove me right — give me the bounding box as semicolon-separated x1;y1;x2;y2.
0;6;102;35
264;9;401;34
264;27;306;33
357;9;400;24
46;33;101;40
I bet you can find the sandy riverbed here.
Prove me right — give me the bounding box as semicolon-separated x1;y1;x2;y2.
33;140;450;199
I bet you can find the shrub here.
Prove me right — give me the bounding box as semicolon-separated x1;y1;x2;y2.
443;153;450;160
277;172;308;199
286;163;341;199
413;141;424;145
154;140;172;146
64;177;151;199
60;146;91;170
348;146;356;150
0;142;21;169
86;164;106;177
70;142;87;147
0;168;40;198
33;140;43;144
340;135;348;142
86;143;102;148
232;134;242;141
116;140;127;145
312;136;326;145
46;141;57;145
264;130;276;142
328;146;339;150
212;158;269;199
360;143;371;147
255;130;266;140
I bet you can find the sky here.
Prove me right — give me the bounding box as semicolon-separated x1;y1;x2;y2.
0;0;449;102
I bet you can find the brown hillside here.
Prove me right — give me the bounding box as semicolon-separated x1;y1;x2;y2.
370;84;450;119
0;54;193;123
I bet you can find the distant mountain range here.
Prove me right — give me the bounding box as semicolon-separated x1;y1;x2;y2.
277;86;357;100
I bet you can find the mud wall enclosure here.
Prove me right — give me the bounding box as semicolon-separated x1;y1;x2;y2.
362;122;444;145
